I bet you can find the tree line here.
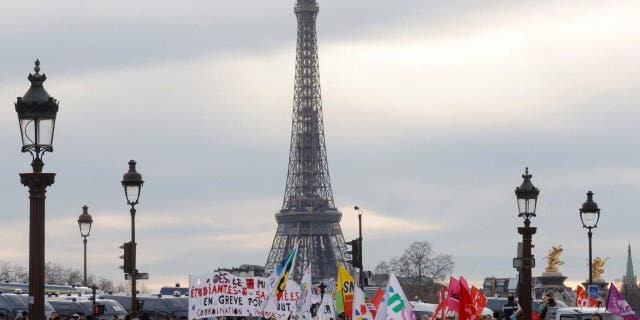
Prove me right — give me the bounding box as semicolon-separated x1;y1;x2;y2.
0;261;120;292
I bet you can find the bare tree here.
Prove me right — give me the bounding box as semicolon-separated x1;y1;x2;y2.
13;264;28;282
65;269;82;286
45;262;68;285
375;240;454;302
1;261;116;290
0;261;15;282
113;280;127;293
97;277;114;292
87;274;115;292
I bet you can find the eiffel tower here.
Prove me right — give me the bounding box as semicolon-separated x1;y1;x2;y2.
265;0;349;282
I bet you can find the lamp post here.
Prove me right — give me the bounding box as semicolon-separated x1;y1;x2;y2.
14;60;59;320
579;191;601;286
122;160;143;313
354;206;364;288
77;205;93;287
515;168;539;320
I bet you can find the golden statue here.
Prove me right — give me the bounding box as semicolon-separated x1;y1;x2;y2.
545;245;564;273
592;257;609;280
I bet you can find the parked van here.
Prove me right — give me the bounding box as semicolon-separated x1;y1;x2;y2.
555;307;623;320
411;302;436;319
411;301;494;320
0;293;56;319
99;295;188;320
48;297;127;320
159;286;188;297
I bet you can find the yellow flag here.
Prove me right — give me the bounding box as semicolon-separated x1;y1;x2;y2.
337;263;355;317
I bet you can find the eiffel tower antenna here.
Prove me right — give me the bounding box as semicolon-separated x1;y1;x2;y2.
265;0;349;282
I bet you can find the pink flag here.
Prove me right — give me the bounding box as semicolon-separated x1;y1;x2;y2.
446;277;461;311
607;283;640;320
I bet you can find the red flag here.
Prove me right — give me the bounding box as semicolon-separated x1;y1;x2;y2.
532;310;540;320
577;285;597;307
459;284;478;320
471;286;487;318
371;287;384;317
430;299;447;320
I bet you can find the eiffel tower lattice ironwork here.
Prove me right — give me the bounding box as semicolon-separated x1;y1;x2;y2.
265;0;349;282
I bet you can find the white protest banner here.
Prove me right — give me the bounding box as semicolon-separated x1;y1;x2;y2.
189;272;300;320
189;272;255;319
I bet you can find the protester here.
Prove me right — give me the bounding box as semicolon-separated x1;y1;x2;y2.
538;292;557;320
512;309;523;320
503;295;518;320
590;314;602;320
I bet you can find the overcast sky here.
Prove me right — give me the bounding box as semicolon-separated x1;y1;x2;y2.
1;0;640;291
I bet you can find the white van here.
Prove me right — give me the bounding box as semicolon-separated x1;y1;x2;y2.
555;307;623;320
411;302;437;319
410;302;494;320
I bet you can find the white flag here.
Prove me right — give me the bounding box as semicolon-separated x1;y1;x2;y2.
297;264;313;319
353;284;374;320
374;274;415;320
317;291;336;320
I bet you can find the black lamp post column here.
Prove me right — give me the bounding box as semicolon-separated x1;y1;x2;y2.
579;191;601;286
21;165;54;320
588;228;593;285
354;206;364;288
83;237;87;284
78;205;94;287
15;60;59;320
122;160;143;314
514;168;540;320
518;220;536;320
130;203;138;312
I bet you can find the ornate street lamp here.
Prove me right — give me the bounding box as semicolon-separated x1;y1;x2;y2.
122;160;143;313
579;191;601;285
15;60;59;320
77;205;93;286
515;167;539;320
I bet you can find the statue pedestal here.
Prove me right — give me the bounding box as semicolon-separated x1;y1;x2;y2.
540;272;568;287
534;272;570;301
